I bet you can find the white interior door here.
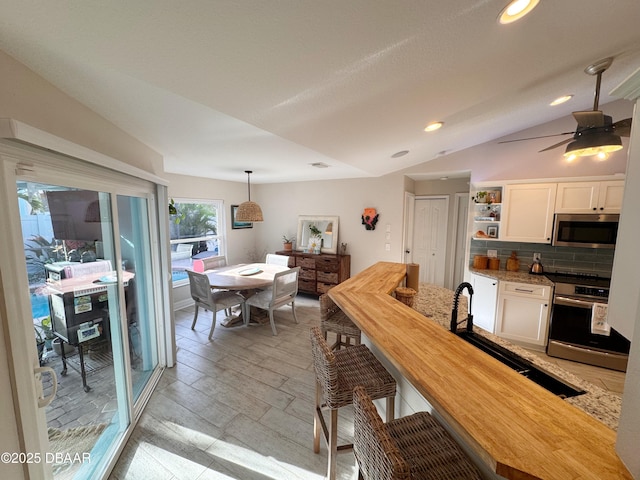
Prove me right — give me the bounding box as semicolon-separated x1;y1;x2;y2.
412;197;449;286
452;193;469;288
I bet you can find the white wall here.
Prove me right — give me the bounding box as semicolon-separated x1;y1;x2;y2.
256;174;406;275
0;50;163;175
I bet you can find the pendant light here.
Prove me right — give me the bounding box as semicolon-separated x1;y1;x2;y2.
235;170;263;222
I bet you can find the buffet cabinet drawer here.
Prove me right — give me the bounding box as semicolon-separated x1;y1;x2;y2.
315;257;340;272
299;269;316;281
317;271;339;284
275;250;350;296
317;282;334;294
297;257;316;269
299;279;317;292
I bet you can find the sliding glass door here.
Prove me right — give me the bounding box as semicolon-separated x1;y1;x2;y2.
2;145;164;479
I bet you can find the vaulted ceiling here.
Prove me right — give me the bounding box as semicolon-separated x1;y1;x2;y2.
1;1;639;183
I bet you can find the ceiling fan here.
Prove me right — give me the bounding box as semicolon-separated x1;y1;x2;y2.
500;57;632;157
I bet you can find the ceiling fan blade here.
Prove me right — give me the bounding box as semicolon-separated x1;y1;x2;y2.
539;138;573;153
498;131;575;144
573;110;604;128
613;117;633;137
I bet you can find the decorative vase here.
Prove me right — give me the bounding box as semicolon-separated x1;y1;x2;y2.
283;242;293;251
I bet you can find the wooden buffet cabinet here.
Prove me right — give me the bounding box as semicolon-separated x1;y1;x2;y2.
275;250;350;295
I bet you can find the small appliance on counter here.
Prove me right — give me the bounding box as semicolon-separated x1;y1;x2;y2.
529;259;544;274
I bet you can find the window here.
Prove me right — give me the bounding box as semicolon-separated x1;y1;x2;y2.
169;199;224;285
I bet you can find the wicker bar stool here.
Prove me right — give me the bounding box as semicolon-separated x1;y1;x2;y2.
310;326;397;480
353;385;483;480
319;293;361;350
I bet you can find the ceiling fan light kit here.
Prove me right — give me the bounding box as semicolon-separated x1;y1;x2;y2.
564;131;623;158
500;56;632;161
236;170;264;222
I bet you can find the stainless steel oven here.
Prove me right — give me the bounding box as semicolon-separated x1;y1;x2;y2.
546;273;630;372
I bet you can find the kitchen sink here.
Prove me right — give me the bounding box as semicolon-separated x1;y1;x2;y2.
456;331;585;399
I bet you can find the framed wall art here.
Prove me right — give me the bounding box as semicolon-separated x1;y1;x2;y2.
231;205;253;229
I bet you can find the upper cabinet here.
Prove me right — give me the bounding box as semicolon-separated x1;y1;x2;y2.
555;180;625;214
500;183;557;243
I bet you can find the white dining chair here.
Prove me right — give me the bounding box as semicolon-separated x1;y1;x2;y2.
265;253;291;266
243;267;300;335
187;270;245;339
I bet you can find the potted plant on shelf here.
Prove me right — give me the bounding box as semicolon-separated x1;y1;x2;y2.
282;235;294;251
475;191;488;203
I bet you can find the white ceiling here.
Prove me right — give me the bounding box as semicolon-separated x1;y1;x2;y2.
1;1;639;183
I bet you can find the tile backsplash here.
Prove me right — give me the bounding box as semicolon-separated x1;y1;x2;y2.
470;240;614;276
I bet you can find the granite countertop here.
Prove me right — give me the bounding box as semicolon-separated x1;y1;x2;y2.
412;282;622;430
469;267;555;286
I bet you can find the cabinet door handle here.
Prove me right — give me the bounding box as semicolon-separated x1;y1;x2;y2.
515;288;534;293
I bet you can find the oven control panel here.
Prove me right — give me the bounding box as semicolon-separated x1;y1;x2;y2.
574;286;609;298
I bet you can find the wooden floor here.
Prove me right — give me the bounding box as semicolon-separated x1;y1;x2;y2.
109;295;625;479
110;295;359;480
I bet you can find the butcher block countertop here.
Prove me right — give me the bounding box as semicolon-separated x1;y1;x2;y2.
329;262;631;480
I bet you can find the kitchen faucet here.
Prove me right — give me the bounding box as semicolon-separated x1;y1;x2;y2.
450;282;474;333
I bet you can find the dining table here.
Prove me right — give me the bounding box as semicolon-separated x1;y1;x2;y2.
204;263;290;326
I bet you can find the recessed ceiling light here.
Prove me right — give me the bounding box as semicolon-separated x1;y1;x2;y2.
550;95;573;106
440;176;449;181
498;0;540;24
310;162;329;168
391;150;410;158
424;121;444;132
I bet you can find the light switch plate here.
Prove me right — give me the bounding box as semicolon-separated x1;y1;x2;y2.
533;253;541;262
487;249;497;257
385;243;391;251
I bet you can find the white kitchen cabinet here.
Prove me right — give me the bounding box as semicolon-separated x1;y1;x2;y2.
495;281;552;348
501;183;557;243
469;273;498;333
555;180;624;213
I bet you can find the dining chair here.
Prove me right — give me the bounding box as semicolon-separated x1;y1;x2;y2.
187;270;245;340
243;267;300;335
201;255;227;271
265;253;290;266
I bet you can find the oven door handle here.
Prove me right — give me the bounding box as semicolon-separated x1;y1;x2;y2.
554;296;595;308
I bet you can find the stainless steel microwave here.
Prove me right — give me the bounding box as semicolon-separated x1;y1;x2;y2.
552;214;619;249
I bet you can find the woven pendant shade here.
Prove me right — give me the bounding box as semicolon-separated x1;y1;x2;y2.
236;170;263;222
235;200;263;222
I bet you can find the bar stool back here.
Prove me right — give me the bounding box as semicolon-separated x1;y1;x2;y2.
310;326;397;480
319;293;361;350
353;385;483;480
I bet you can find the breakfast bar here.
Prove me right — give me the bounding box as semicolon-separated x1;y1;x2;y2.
329;261;632;480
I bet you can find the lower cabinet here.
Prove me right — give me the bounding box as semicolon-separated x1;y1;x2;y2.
275;250;350;295
470;273;498;333
495;281;551;347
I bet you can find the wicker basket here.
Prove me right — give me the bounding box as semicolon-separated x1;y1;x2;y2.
395;287;417;308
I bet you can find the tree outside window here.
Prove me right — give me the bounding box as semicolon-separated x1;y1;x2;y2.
169;200;224;284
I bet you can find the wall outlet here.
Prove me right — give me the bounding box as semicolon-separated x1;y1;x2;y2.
385;243;391;251
533;252;541;262
487;249;498;258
